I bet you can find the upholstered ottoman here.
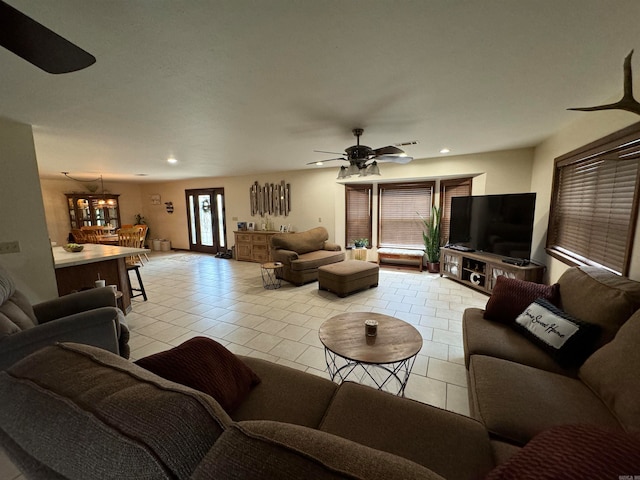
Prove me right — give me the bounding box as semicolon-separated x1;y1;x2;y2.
318;260;379;297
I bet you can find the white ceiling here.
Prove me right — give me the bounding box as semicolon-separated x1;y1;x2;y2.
2;0;640;182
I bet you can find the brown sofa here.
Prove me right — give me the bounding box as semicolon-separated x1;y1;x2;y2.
0;342;495;480
271;226;344;285
3;331;639;478
463;266;640;453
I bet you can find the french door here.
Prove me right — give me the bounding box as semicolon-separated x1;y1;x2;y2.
185;188;226;254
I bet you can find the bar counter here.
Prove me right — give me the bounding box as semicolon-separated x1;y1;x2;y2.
53;244;149;313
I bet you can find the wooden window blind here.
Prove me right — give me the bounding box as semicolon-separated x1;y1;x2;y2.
378;182;435;248
440;178;472;244
547;123;640;276
345;184;373;246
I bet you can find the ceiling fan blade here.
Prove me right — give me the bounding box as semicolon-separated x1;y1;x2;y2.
0;1;96;74
373;145;405;156
306;157;347;165
313;150;345;155
374;155;413;164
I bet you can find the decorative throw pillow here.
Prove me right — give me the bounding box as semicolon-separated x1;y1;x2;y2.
135;336;260;413
485;424;640;480
484;276;560;324
513;298;600;367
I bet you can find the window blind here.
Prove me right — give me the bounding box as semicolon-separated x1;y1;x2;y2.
345;184;372;246
440;178;472;244
547;126;640;276
379;182;434;248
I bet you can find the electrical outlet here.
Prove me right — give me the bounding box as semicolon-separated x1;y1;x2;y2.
232;216;238;221
0;241;21;254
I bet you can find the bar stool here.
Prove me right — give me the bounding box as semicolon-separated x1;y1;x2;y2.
127;264;148;301
118;227;148;302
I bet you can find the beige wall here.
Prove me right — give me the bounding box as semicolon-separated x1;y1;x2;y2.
530;111;640;282
40;178;145;246
334;148;534;261
137;168;342;250
40;117;640;284
0;118;58;302
132;147;534;260
39;147;534;257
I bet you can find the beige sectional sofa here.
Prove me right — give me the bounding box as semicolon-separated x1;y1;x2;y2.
463;266;640;454
271;226;344;285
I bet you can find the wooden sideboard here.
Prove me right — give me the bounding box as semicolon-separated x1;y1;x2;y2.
439;247;545;294
234;231;280;263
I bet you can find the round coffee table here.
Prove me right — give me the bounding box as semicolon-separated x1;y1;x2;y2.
318;312;423;396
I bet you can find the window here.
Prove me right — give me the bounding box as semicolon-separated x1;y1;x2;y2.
440;178;472;244
345;184;373;247
547;123;640;276
378;182;435;248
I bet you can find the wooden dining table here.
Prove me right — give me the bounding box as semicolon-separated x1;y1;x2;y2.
97;234;119;245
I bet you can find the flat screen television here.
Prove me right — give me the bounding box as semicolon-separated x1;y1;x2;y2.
448;193;536;259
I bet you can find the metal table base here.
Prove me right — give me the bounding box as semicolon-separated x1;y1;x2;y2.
260;262;283;289
323;347;418;396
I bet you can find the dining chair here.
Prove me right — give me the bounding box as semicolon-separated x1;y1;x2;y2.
135;224;150;263
81;225;109;243
71;229;88;244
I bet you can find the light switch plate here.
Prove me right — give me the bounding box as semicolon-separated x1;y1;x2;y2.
0;241;21;254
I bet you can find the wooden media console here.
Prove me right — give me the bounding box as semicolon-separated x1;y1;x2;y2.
439;247;544;294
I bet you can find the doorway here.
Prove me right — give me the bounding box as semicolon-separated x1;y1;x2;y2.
185;188;226;254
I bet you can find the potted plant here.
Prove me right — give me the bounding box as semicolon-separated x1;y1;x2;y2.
352;238;369;261
420;206;442;273
353;238;369;248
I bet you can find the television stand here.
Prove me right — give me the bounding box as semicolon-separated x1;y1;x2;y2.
446;244;475;252
439;247;544;294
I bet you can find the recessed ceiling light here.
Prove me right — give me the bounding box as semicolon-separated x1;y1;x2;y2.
440;148;450;154
167;157;177;164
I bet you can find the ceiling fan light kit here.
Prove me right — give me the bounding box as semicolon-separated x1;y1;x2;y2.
367;161;381;176
311;128;414;180
347;163;360;176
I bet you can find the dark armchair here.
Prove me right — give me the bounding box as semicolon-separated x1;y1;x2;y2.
0;265;129;370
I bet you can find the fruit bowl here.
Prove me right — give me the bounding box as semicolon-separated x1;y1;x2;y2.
63;244;84;252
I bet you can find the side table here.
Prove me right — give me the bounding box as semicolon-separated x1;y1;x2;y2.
261;262;283;289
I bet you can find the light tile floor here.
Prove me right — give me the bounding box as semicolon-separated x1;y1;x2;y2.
1;250;489;478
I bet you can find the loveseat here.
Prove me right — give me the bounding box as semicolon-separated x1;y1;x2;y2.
271;226;344;285
0;265;129;369
463;266;640;453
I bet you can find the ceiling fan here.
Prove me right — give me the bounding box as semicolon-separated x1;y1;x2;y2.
0;0;95;74
308;128;415;179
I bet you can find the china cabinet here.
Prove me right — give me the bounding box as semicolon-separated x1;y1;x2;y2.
66;194;121;230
